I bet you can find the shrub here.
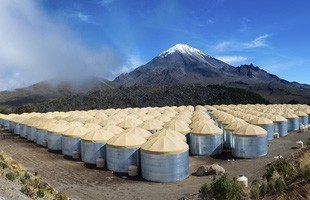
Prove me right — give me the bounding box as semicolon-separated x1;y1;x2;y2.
20;184;35;198
20;177;26;185
259;180;268;198
55;192;68;200
265;159;299;182
250;184;260;199
0;161;8;169
36;189;45;198
5;172;16;181
301;164;310;180
199;182;210;194
24;172;30;180
210;174;240;200
274;176;286;195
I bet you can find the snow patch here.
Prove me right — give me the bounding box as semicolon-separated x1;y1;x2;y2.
159;44;210;59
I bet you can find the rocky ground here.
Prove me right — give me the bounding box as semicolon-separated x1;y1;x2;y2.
0;129;309;200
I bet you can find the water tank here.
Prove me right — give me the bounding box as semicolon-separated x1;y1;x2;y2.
295;111;308;126
268;115;288;137
282;112;299;131
223;119;247;149
249;117;274;140
62;126;91;157
189;122;223;156
81;128;114;164
106;132;146;173
47;122;70;151
232;124;268;158
140;134;189;182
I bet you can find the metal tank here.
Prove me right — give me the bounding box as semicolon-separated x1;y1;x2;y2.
249;117;274;140
47;122;70;151
269;115;288;137
62;126;90;157
232;124;268;158
140;135;189;182
295;111;308;126
106;133;146;173
189;123;223;156
282;112;299;132
223;119;248;149
26;127;38;142
80;129;115;164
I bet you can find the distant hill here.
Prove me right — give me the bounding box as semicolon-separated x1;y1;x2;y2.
1;43;309;113
0;77;116;108
113;44;310;104
33;84;269;112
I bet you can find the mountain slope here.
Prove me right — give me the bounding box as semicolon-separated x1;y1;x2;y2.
114;44;310;104
0;77;116;108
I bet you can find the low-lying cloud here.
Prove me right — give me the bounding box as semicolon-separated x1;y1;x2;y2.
0;0;123;91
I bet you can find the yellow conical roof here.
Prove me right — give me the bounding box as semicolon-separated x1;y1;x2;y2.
121;127;152;139
107;132;146;148
62;126;90;138
101;125;124;134
268;115;288;122
148;129;186;142
47;122;70;134
139;119;163;130
83;123;102;130
117;118;143;129
233;124;267;137
164;120;190;134
190;120;215;128
81;128;115;143
141;135;189;155
224;120;248;131
295;111;308;117
250;117;274;126
282;112;299;119
191;123;223;135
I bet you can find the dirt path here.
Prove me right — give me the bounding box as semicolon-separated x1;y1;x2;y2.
0;129;309;200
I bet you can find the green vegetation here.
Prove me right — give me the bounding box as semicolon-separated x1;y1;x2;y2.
0;151;68;199
199;142;310;199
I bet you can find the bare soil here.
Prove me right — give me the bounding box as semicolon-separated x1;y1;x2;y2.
0;129;309;200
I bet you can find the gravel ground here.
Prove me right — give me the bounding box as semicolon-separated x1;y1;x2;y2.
0;176;29;200
0;129;309;200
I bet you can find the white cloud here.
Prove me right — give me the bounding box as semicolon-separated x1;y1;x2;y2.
0;0;123;91
215;56;248;64
213;34;271;52
75;12;90;22
243;34;270;49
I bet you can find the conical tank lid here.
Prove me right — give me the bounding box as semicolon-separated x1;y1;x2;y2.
190;123;223;136
83;123;102;130
295;111;308;117
233;124;267;137
141;135;189;155
62;126;90;138
81;128;115;143
250;117;274;126
148;129;186;142
117;118;143;129
122;127;152;139
268;115;288;122
139;119;163;130
224;120;248;131
282;112;299;119
107;132;146;148
101;125;124;134
164;120;190;134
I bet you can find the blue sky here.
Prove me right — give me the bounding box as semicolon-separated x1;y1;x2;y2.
0;0;309;90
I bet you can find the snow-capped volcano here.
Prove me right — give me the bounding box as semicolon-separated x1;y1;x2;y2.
159;43;210;58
